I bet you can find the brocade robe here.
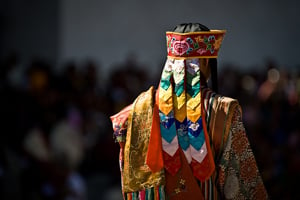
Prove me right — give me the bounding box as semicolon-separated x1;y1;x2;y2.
111;86;268;200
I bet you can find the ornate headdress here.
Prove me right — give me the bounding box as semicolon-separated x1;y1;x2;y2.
156;23;226;181
166;30;226;59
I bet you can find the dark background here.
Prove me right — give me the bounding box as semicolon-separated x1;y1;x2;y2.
1;0;300;199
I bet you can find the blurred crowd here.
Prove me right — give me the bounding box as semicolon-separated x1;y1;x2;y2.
219;61;300;200
0;52;299;200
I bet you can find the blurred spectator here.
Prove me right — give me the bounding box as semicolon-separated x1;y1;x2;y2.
0;52;299;199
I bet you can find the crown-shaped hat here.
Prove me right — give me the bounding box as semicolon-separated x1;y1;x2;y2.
166;23;226;59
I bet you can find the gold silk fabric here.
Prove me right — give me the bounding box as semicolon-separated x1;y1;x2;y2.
208;96;241;159
111;88;268;199
123;86;165;193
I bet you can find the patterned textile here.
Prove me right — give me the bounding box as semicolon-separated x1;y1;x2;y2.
111;87;268;199
217;108;268;199
111;104;132;142
165;149;205;200
121;87;165;193
110;24;267;199
166;31;226;58
158;58;215;181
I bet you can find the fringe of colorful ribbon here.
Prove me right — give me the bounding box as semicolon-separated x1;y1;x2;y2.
158;57;215;181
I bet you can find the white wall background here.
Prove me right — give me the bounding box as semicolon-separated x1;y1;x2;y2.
60;0;300;77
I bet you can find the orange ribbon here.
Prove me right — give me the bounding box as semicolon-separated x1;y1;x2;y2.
146;90;164;172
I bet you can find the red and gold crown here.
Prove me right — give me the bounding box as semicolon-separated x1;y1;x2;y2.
166;30;226;59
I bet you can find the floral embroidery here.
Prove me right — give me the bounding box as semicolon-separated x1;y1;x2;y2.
214;36;223;50
172;178;187;195
194;36;204;43
174;188;181;194
218;108;268;200
173;40;190;56
179;179;186;185
112;119;128;142
111;88;268;199
240;156;258;181
232;129;249;155
166;31;225;58
189;122;200;131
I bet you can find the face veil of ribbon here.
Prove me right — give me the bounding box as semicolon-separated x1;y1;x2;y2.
157;23;226;181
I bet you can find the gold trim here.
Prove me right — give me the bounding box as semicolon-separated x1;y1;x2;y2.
123;87;165;192
166;30;226;35
167;55;219;60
